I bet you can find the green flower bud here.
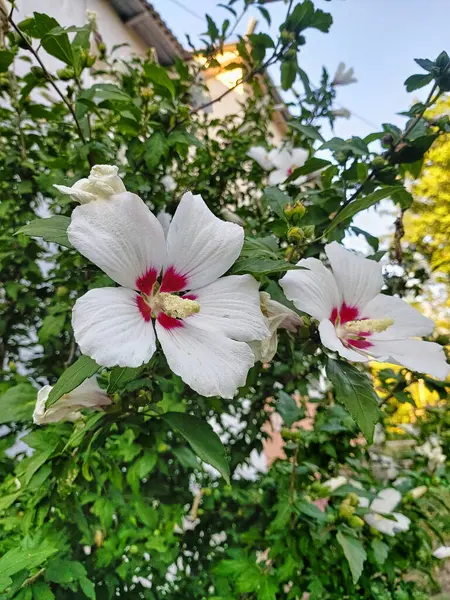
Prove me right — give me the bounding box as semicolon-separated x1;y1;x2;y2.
129;545;139;554
339;504;355;519
287;226;304;242
285;200;306;222
56;66;75;81
347;492;360;507
348;515;365;529
56;286;69;297
372;156;388;169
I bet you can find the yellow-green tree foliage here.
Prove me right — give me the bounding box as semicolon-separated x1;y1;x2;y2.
405;96;450;280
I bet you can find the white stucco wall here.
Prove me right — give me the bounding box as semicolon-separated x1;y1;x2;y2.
12;0;147;68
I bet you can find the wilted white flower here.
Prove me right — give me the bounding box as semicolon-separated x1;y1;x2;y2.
410;485;427;499
433;546;450;559
331;108;351;119
373;423;386;446
250;292;302;363
68;186;269;398
33;377;111;425
161;174;177;192
86;9;97;26
247;146;273;171
220;208;244;226
331;62;357;86
280;242;450;379
54;165;126;204
323;475;348;492
359;488;410;536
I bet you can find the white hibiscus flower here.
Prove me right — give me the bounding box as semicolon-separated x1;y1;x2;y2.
247;146;273;171
68;189;269;398
161;174;177;192
267;147;309;186
54;165;126;204
33;377;111;425
280;242;449;379
331;62;357;86
433;546;450;559
359;488;410;537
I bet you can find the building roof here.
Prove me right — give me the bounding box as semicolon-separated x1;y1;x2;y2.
108;0;187;65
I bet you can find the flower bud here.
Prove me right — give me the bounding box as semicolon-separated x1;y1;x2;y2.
409;485;428;500
57;66;75;81
287;226;304;242
129;545;139;554
372;156;388;169
347;492;360;507
56;286;69;297
94;530;104;547
284;200;306;222
339;504;355;519
348;516;365;529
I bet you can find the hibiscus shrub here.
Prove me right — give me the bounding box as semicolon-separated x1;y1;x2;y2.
0;1;449;599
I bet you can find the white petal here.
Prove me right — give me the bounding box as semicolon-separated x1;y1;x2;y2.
68;192;166;293
73;287;156;368
326;242;384;310
291;148;309;167
364;513;397;536
433;546;450;559
66;376;111;408
280;258;340;321
318;319;369;362
54;181;96;204
247;147;273;171
391;512;410;533
269;148;292;170
163;192;244;292
268;168;288;186
157;209;172;237
362;294;434;339
358;496;370;508
155;321;254;398
369;339;450;380
323;475;348;492
265;296;302;332
370;488;401;514
33;385;52;424
185;275;269;342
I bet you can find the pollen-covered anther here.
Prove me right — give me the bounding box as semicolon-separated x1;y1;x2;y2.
344;318;394;335
157;292;200;319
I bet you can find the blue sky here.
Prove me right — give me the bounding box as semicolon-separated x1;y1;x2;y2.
151;0;449;249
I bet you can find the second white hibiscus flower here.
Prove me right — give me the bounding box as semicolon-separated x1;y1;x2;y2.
67;189;269;398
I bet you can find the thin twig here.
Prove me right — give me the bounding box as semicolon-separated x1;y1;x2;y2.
4;9;91;159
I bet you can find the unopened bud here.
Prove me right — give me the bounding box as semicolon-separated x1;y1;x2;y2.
281;427;301;441
372;156;388;169
56;286;69;297
285;246;296;262
339;504;355;519
348;515;365;529
302;225;315;239
284;200;306;222
409;485;428;500
57;67;75;81
94;530;104;547
347;492;360;507
287;226;304;242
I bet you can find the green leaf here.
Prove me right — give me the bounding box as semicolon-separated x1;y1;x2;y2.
80;577;96;599
20;13;58;38
295;498;329;523
17;216;71;247
16;431;60;485
172;446;199;469
326;186;401;233
232;257;301;276
277;391;303;427
371;538;389;565
289;122;324;142
144;63;176;99
32;582;55;600
0;50;14;72
262;187;291;220
45;558;86;585
414;57;435;72
47;356;100;408
41;28;74;66
336;531;366;584
326;359;380;444
287;157;330;182
163;412;230;483
281;59;297;91
38;314;66;343
404;73;433;92
108;366;143;393
0;539;58;583
0;384;37;424
144;132;167;170
258;577;277;600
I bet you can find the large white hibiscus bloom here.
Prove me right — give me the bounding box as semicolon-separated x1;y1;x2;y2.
68;191;269;398
359;488;410;537
280;242;449;379
33;377;111;425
